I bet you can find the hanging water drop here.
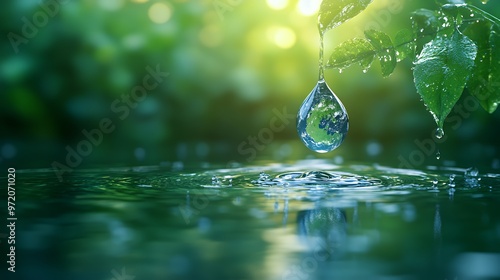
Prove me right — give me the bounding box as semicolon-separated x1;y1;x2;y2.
435;128;444;139
297;32;349;153
297;81;349;152
436;150;441;160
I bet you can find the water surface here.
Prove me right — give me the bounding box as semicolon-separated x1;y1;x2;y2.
3;160;500;280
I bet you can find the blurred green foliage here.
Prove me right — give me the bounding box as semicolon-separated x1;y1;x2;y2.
1;0;500;169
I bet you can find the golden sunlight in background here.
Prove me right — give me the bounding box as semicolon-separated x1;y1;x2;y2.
296;0;322;16
267;26;297;49
266;0;289;10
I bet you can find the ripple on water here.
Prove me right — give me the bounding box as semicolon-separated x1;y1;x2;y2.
252;170;382;188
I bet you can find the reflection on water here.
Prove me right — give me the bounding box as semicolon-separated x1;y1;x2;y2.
3;160;500;280
297;208;347;259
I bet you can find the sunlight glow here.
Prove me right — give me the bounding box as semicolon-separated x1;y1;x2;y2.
266;0;289;10
297;0;321;16
268;27;296;49
148;3;172;24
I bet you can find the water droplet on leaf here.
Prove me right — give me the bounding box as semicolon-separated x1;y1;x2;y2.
435;128;444;139
297;80;349;153
436;150;441;160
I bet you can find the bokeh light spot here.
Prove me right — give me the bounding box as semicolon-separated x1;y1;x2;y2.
297;0;321;16
266;0;288;10
148;3;172;24
366;141;382;157
1;143;17;159
100;0;125;11
268;26;296;49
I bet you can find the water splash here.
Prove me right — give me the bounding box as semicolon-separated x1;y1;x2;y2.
254;170;381;188
449;174;456;188
211;176;220;185
465;167;480;187
296;32;349;153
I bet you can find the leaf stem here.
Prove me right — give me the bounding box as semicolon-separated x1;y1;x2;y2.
319;31;325;81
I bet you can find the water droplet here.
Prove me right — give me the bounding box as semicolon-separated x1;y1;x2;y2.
258;172;271;182
436;150;441;160
338;68;343;74
362;69;367;73
435;128;444;139
470;13;475;17
448;174;456;188
211;176;220;185
297;80;349;153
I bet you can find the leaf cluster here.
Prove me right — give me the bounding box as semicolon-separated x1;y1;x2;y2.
320;0;500;130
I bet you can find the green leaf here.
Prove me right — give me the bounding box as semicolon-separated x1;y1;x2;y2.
394;29;416;62
414;30;477;128
411;9;440;36
319;0;373;33
489;25;500;109
464;21;500;113
364;29;397;77
411;9;443;53
326;38;375;69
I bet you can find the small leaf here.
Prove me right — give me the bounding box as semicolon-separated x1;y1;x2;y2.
464;21;500;113
326;38;375;69
364;29;397;77
414;30;477;128
411;9;443;53
411;9;440;35
394;29;416;62
319;0;373;33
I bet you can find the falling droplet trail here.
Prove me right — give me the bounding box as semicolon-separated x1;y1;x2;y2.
296;31;349;153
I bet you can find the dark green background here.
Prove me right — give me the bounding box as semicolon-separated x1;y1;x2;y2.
1;0;499;170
